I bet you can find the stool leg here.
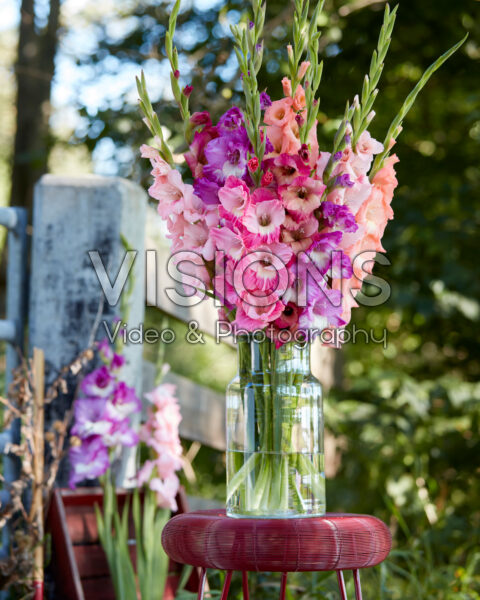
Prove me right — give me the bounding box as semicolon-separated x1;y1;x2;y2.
336;570;348;600
279;572;288;600
220;570;233;600
197;567;207;600
242;571;250;600
353;569;362;600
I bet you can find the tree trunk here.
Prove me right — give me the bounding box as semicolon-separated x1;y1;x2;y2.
10;0;60;219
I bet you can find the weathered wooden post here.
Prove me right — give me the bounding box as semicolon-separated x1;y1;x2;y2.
29;175;147;485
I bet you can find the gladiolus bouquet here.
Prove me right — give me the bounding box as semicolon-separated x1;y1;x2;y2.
138;0;465;518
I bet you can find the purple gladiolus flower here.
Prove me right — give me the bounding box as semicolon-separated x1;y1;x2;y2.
111;381;142;417
335;173;355;188
69;436;110;489
194;178;220;205
81;366;115;398
218;107;244;133
71;396;110;438
260;92;272;110
103;417;139;448
111;353;125;370
321;201;358;233
203;136;248;184
98;338;113;362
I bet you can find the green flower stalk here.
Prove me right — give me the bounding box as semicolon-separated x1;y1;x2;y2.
231;0;266;182
351;3;398;150
299;0;325;144
165;0;194;144
288;0;311;95
322;100;356;188
136;71;174;166
370;33;468;179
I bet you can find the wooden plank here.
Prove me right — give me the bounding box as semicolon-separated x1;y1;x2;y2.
47;489;85;600
74;545;111;578
143;362;226;451
80;577;116;600
64;505;99;545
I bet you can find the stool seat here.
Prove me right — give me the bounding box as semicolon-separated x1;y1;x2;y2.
162;510;391;573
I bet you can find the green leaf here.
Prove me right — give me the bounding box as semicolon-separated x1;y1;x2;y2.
370;33;468;178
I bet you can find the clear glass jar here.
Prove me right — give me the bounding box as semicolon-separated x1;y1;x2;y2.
226;337;325;518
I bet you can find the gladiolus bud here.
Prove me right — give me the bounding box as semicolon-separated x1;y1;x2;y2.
182;85;193;97
366;110;376;124
174;69;180;79
282;77;292;97
287;44;294;61
298;61;310;80
261;171;274;186
298;143;310;162
248;157;259;172
295;113;305;126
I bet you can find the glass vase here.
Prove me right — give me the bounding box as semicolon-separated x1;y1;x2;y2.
226;337;325;518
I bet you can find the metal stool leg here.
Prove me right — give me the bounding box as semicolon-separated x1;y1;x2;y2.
279;572;288;600
242;571;250;600
220;570;233;600
337;570;348;600
353;569;362;600
197;567;207;600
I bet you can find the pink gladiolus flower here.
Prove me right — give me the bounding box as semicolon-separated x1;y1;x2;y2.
292;84;306;111
280;176;325;218
350;130;384;175
242;190;285;245
218;176;250;218
234;292;285;331
139;382;182;508
281;215;319;253
140;145;170;183
137;460;155;487
343;174;373;215
182;221;216;261
267;153;310;186
210;225;244;260
239;243;292;292
355;183;394;252
275;302;301;331
150;169;196;219
184;125;218;179
150;474;180;511
264;97;294;127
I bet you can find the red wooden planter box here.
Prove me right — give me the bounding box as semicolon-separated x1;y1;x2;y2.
47;487;197;600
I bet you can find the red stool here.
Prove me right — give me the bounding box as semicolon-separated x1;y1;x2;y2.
162;510;391;600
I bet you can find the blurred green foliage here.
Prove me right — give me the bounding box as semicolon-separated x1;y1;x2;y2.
69;0;479;596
